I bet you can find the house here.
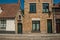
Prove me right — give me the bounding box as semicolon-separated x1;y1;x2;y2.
0;0;22;34
0;0;59;34
52;4;60;33
23;0;55;34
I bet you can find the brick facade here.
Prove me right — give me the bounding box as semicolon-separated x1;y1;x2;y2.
23;0;54;34
0;0;57;34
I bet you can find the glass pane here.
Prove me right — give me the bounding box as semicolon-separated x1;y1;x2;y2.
4;21;6;24
36;24;39;31
30;5;32;12
0;24;6;29
46;9;49;12
0;24;3;27
43;3;49;7
32;24;35;31
4;24;6;27
43;9;45;12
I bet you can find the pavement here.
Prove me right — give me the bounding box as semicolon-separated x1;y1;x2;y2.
0;33;60;40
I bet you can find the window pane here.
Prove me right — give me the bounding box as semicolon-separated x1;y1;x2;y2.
43;9;46;12
0;24;3;27
32;24;35;31
4;20;6;24
36;24;40;31
46;9;49;12
4;24;6;27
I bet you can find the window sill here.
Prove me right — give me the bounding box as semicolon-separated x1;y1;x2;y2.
42;12;49;13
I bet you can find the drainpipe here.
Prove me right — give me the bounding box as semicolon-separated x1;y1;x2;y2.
53;8;56;33
18;0;20;9
15;0;20;34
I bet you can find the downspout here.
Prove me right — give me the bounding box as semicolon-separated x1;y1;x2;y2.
53;8;56;33
15;0;20;34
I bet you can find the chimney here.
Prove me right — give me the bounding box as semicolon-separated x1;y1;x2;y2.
18;0;20;4
18;0;20;9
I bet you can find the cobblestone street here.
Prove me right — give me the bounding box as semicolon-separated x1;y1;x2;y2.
0;34;60;40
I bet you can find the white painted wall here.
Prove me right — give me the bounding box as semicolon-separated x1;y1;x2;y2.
6;19;15;31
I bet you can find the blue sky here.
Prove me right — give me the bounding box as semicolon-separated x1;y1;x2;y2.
54;0;60;4
0;0;60;9
0;0;24;10
0;0;18;3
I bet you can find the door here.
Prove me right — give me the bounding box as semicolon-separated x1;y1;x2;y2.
47;19;52;33
56;19;60;33
18;23;22;34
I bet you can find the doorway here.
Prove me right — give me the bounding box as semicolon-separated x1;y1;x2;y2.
47;19;52;33
56;19;60;33
18;23;22;34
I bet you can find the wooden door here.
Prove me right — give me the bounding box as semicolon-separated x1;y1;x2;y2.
18;23;22;34
56;19;60;33
47;19;52;33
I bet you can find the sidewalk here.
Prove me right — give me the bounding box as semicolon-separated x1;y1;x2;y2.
0;33;60;40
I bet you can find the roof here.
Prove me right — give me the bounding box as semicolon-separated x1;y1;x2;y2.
52;4;60;15
53;4;60;8
0;3;20;19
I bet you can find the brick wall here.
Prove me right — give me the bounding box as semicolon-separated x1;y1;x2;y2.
23;0;54;34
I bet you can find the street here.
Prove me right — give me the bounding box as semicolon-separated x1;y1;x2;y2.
0;34;60;40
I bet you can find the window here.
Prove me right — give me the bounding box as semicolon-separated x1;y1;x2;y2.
0;20;6;29
19;15;21;19
32;21;40;32
42;3;49;13
53;8;60;12
56;19;60;24
30;3;36;13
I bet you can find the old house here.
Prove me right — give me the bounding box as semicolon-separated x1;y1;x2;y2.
0;0;22;34
23;0;54;34
0;0;60;34
53;4;60;33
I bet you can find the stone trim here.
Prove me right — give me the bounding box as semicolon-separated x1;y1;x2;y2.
32;18;40;20
42;2;49;3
